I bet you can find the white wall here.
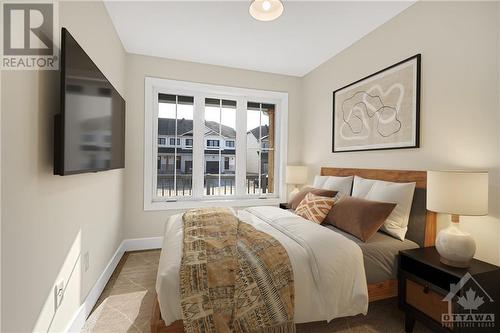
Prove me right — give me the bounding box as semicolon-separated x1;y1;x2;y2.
123;54;301;238
1;1;126;332
301;1;500;265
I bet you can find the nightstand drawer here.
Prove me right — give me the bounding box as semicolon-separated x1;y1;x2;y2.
406;279;448;323
400;255;459;291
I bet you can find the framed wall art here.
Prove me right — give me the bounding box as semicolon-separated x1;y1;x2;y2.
332;54;421;153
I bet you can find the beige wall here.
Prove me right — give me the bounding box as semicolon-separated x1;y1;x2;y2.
1;1;126;332
498;1;500;263
123;54;301;238
301;1;500;264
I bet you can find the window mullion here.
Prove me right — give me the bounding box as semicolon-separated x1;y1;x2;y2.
152;88;160;200
192;93;205;200
218;100;222;196
173;96;178;196
235;97;246;196
258;104;262;194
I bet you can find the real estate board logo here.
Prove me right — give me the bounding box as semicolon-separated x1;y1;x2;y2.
442;273;495;329
1;1;59;70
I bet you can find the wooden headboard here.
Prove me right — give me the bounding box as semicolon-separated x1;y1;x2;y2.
320;167;437;247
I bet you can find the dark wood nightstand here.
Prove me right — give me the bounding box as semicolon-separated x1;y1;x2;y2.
398;247;500;333
279;203;289;209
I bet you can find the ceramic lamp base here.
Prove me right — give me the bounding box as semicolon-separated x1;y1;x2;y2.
439;256;471;268
435;215;476;268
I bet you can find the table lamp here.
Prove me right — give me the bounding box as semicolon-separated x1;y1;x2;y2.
427;171;488;268
286;166;307;201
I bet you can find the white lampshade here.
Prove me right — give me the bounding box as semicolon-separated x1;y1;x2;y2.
427;171;488;216
249;0;284;22
286;166;307;185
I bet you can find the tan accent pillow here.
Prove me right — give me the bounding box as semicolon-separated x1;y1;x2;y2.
288;187;338;210
324;197;396;242
295;192;336;224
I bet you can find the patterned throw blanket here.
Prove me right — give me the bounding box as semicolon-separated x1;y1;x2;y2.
180;208;295;333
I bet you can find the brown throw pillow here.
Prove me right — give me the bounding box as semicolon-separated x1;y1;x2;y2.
295;192;336;224
324;197;396;242
288;187;338;210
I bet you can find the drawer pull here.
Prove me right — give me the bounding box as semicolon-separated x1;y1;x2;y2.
423;285;430;294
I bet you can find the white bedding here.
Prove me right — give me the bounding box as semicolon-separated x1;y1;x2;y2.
156;206;368;325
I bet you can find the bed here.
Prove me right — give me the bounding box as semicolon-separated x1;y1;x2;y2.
151;167;437;333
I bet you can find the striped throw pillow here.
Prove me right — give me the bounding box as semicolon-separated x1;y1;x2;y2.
295;192;336;224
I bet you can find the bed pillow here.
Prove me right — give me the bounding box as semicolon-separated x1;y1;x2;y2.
365;181;416;240
324;197;396;242
351;175;377;198
295;192;336;224
288;187;338;210
315;175;353;197
312;175;330;188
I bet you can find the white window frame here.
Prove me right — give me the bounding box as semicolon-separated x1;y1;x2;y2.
144;77;288;211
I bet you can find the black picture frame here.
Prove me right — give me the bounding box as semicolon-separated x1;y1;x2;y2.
332;54;421;153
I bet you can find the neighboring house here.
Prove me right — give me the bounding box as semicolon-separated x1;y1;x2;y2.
157;118;272;195
157;118;236;175
246;125;270;176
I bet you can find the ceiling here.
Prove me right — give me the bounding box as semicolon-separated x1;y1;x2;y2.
104;1;415;77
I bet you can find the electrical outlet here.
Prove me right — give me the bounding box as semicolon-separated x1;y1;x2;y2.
82;251;89;272
54;280;64;309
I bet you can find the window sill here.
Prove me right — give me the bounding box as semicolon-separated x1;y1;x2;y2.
144;197;281;211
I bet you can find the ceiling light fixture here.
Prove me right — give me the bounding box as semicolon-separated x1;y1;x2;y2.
249;0;284;22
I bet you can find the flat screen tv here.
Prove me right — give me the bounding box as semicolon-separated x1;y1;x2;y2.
54;28;125;175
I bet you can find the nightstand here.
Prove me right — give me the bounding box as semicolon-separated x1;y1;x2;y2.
279;203;289;209
398;247;500;333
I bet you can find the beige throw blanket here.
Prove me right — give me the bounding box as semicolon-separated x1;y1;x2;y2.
180;208;295;333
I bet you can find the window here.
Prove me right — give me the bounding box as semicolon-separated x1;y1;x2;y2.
144;78;288;210
169;138;180;146
156;93;193;198
206;139;220;147
204;98;236;196
246;102;275;195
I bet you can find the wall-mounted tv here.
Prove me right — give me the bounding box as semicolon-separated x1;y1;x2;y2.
54;28;125;176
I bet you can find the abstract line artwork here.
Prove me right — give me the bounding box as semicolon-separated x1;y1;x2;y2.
333;55;420;152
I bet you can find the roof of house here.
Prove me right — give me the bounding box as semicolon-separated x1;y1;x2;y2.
248;125;269;140
158;118;236;138
158;118;270;141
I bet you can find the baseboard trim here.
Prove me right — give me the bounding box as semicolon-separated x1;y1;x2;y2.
122;236;163;252
65;236;163;333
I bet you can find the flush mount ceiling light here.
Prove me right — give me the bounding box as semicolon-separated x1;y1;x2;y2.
249;0;284;22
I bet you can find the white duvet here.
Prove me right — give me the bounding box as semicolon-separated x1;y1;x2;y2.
156;206;368;325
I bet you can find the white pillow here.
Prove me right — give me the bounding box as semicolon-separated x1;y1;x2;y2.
365;181;416;240
312;175;330;188
321;175;353;196
351;175;377;198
